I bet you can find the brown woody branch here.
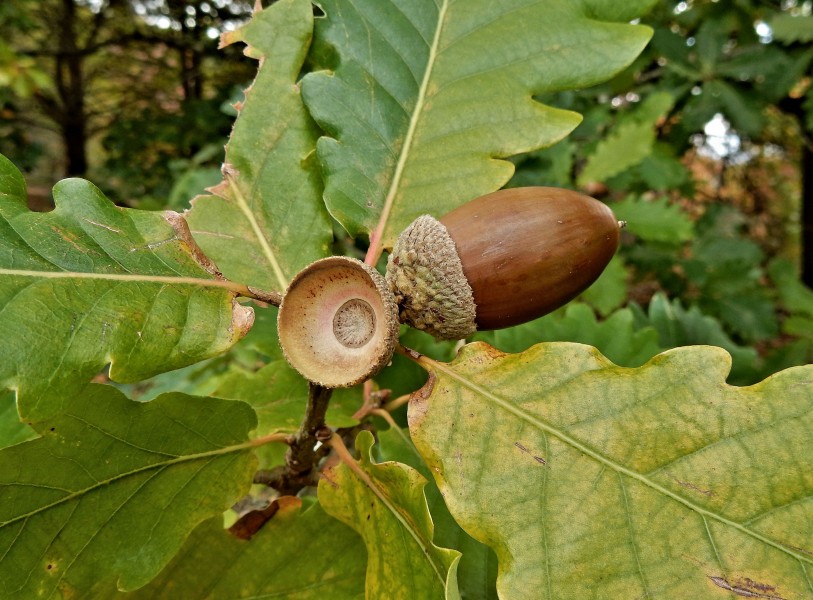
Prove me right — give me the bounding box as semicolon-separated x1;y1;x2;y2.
253;383;333;495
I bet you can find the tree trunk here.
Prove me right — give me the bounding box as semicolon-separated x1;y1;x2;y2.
56;0;88;176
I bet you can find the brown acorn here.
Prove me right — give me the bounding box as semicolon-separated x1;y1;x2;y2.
386;187;620;340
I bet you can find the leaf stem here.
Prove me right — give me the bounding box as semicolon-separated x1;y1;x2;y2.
245;286;283;306
382;393;411;412
370;408;398;428
249;432;290;447
396;343;431;370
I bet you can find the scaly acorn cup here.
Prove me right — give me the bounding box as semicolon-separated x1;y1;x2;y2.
386;187;621;340
277;256;399;388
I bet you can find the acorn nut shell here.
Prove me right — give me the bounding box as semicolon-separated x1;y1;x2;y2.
278;256;399;388
386;187;621;339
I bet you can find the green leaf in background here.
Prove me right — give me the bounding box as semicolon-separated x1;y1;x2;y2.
114;358;230;403
708;288;779;344
238;304;284;361
704;79;765;138
635;293;759;384
632;143;692;192
474;303;662;368
409;342;813;599
213;359;359;435
107;498;366;600
769;15;813;44
579;255;628;316
577;91;674;186
376;427;498;600
0;385;260;597
770;258;813;318
806;88;813;132
611;194;694;244
319;431;461;599
508;139;576;189
167;166;221;211
302;0;655;248
186;0;331;291
0;154;253;421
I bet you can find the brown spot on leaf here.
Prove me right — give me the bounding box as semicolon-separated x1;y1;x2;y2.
673;476;714;497
407;372;436;430
163;211;224;278
467;341;508;361
709;576;784;599
514;441;548;466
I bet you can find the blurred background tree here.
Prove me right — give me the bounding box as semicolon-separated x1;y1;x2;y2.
2;0;813;382
0;0;255;207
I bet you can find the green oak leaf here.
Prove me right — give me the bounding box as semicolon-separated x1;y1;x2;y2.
611;194;695;244
409;342;813;599
0;389;36;448
0;154;253;421
0;385;261;597
106;497;366;599
578;92;675;186
474;303;662;368
186;0;332;291
770;258;813;318
213;359;360;435
319;431;461;599
579;255;628;316
302;0;655;248
376;427;498;600
638;293;759;385
770;15;813;44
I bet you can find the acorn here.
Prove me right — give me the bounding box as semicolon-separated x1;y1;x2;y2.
385;187;620;340
277;256;399;388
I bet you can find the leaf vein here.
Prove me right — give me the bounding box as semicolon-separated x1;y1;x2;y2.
427;359;813;566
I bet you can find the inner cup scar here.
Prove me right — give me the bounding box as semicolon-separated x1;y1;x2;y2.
333;299;376;348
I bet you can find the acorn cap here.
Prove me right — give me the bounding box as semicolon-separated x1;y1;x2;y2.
278;256;399;388
385;215;476;340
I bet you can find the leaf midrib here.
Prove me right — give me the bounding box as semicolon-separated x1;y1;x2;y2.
338;441;452;589
0;267;247;294
0;437;260;529
370;0;449;249
226;176;288;291
425;357;813;566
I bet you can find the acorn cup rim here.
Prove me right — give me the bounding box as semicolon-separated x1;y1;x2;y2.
277;256;400;388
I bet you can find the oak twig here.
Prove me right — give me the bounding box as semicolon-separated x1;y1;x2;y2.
287;383;333;474
246;286;283;306
254;383;333;496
